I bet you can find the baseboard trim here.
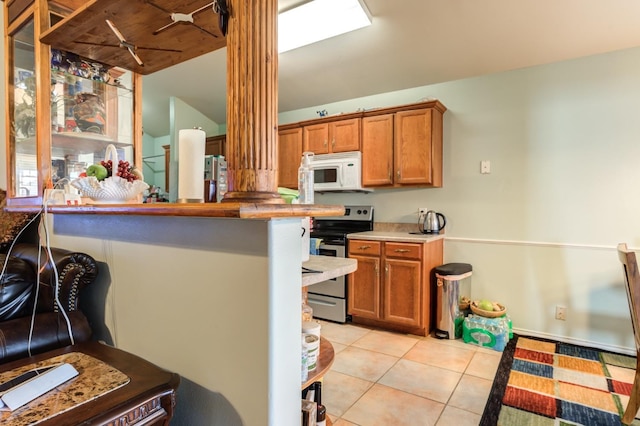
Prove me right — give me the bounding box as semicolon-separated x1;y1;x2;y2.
513;327;635;356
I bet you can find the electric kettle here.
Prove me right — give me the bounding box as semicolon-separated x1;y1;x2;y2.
422;211;446;234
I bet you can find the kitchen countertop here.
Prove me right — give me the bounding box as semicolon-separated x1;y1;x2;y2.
302;255;357;287
5;202;345;219
347;231;445;243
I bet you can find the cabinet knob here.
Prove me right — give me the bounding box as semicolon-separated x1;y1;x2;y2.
385;264;389;273
332;138;335;147
397;170;401;178
358;245;371;250
394;249;410;253
324;140;328;147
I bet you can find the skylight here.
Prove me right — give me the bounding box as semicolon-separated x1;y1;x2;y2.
278;0;372;53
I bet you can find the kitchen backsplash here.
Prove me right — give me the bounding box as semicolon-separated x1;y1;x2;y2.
373;222;420;233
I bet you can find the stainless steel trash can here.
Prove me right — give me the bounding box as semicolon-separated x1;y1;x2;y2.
434;263;472;339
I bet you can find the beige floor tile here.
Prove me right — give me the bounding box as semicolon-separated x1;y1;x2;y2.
331;346;399;382
378;359;462;403
475;344;505;356
465;350;502;380
323;370;373;418
333;419;360;426
320;321;372;345
424;335;475;349
352;330;420;357
447;374;493;415
403;339;475;373
342;383;445;426
435;405;482;426
332;341;348;354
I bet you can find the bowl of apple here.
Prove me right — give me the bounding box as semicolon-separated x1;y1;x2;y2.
71;145;148;203
470;299;507;318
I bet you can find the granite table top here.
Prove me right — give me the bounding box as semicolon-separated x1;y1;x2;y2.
0;352;129;425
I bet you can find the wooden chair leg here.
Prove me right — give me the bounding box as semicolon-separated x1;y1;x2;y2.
623;359;640;425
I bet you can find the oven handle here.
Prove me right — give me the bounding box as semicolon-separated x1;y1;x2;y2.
318;243;345;257
307;297;337;307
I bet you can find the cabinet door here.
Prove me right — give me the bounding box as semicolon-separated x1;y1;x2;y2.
394;109;434;185
278;127;303;189
330;118;361;152
303;123;329;154
348;255;381;320
362;114;394;187
205;135;226;156
383;258;422;327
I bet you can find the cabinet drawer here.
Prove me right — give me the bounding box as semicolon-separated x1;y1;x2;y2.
384;242;422;260
348;240;381;256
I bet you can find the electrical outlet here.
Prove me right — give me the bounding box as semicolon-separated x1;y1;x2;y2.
555;305;566;321
418;208;428;216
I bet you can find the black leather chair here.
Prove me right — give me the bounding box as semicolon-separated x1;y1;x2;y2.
0;243;98;364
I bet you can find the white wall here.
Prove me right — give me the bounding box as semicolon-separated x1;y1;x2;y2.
49;215;303;426
285;47;640;352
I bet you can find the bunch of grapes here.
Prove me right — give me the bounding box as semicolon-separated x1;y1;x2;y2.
100;159;113;176
100;159;140;182
116;160;139;182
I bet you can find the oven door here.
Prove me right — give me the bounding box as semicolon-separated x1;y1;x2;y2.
307;243;345;298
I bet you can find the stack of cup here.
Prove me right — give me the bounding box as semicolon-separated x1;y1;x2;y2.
302;321;321;371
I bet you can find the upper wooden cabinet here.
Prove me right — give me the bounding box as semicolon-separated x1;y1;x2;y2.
39;0;226;75
4;0;141;205
362;103;445;188
278;126;303;189
394;108;442;186
303;118;361;155
205;134;226;157
361;114;394;186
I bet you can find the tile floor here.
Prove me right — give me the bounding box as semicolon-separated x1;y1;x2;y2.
317;321;503;426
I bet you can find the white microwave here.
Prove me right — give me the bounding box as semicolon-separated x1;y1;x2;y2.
310;151;372;192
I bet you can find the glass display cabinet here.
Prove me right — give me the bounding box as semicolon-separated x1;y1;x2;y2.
4;0;142;207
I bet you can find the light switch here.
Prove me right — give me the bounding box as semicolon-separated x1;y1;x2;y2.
481;160;491;174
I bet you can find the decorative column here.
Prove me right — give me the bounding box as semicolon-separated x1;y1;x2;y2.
223;0;283;203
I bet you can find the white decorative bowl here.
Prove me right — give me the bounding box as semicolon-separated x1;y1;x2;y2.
71;175;149;203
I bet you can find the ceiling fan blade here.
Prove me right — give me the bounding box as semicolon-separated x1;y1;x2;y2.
136;45;182;53
145;0;172;15
74;41;121;48
153;21;178;35
105;19;127;44
192;23;218;38
127;46;144;67
191;2;214;17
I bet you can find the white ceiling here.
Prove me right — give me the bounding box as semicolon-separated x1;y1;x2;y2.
141;0;640;137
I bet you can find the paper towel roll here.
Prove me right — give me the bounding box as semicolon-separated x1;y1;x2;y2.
178;128;206;203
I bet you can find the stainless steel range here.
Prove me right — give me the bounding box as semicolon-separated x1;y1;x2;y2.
308;205;374;323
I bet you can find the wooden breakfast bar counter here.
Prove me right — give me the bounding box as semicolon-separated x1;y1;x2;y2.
13;202;348;425
6;202;345;219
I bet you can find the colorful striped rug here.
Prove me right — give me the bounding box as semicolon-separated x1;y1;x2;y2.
480;334;640;426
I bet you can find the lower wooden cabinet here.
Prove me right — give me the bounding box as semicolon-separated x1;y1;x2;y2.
348;238;443;336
